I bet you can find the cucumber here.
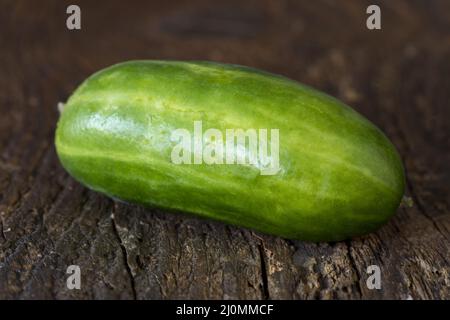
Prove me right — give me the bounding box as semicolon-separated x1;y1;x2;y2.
55;60;405;242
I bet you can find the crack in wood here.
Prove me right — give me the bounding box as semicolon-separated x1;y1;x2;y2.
257;242;270;300
110;206;137;300
0;219;6;242
344;240;363;298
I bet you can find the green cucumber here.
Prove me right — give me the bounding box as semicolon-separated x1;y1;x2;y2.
55;60;405;242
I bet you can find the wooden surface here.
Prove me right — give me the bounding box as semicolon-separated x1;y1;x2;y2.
0;0;449;299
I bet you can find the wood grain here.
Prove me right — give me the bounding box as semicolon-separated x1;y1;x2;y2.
0;0;448;299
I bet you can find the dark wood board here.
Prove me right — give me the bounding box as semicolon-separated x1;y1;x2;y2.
0;0;448;299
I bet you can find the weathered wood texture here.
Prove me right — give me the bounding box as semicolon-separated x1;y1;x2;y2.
0;0;448;299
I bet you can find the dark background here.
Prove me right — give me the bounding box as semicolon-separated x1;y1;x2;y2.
0;0;449;299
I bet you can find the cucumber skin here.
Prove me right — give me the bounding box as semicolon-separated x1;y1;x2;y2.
55;60;405;242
